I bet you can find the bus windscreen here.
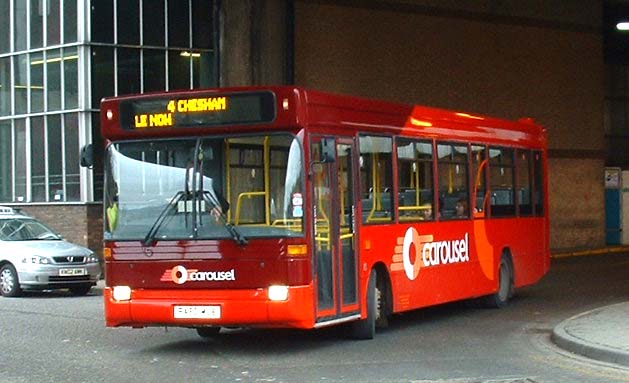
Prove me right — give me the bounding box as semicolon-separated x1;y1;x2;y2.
118;91;276;130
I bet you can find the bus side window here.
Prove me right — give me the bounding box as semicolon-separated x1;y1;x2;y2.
517;150;533;216
396;138;434;221
489;147;515;217
471;144;488;218
533;151;545;216
359;135;393;224
437;143;469;220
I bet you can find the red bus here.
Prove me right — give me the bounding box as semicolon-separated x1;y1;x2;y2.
97;86;549;339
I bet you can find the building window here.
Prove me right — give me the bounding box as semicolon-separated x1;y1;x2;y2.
143;49;166;92
30;52;45;113
0;0;9;54
47;0;62;46
0;121;11;201
14;0;27;52
14;54;28;115
14;119;27;202
48;114;63;201
143;0;165;46
64;47;79;109
63;0;78;43
117;0;140;45
47;49;62;111
1;0;217;204
117;48;141;96
91;46;114;108
31;116;46;201
0;57;10;116
30;0;44;49
91;0;114;43
64;113;80;201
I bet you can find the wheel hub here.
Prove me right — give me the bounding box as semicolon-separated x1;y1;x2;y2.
1;269;15;294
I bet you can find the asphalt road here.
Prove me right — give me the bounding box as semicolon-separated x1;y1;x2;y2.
1;254;628;383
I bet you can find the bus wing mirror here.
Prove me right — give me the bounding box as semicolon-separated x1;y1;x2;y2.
80;144;94;168
321;138;336;163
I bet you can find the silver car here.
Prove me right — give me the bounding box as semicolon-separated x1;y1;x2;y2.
0;206;101;297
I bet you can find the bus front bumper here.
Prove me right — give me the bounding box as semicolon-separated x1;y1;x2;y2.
104;285;315;329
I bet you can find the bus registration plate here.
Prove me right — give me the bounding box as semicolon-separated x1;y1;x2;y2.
174;305;221;319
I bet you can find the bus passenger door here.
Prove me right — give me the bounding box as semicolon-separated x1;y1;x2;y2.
312;137;359;322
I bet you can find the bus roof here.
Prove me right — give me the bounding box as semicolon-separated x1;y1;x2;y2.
100;86;546;148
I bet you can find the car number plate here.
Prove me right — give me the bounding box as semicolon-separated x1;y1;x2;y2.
174;305;221;319
59;268;87;276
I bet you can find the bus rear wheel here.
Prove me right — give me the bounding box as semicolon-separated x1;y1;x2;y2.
484;254;514;308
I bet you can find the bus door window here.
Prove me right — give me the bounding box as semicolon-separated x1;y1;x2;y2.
471;145;489;218
337;142;357;306
312;138;359;315
312;140;334;311
359;135;393;224
437;143;469;219
396;138;435;221
517;150;533;216
489;147;515;217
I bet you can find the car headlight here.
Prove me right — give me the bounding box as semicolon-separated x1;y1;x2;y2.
22;255;50;264
86;253;99;263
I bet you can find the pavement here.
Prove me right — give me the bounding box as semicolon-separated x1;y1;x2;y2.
93;248;629;368
550;247;629;367
552;302;629;367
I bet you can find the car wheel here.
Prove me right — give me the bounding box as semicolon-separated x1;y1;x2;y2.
69;284;93;296
0;264;22;297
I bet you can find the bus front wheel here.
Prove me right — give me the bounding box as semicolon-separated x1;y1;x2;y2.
196;327;221;338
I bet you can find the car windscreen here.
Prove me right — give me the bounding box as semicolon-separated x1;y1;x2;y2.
0;218;62;241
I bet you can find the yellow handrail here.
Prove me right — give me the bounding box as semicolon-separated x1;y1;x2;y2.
234;191;266;225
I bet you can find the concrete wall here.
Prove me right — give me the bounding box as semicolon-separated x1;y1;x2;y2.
219;0;289;86
293;0;605;251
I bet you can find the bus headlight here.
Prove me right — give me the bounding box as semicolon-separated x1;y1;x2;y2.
112;286;132;301
268;285;289;301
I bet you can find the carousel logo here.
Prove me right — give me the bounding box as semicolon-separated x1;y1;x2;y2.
160;265;236;285
394;228;470;281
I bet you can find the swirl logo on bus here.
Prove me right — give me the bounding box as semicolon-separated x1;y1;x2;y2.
160;265;236;284
391;228;470;280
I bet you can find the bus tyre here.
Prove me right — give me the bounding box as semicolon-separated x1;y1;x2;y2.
196;327;221;338
349;270;377;340
484;255;514;308
0;264;21;298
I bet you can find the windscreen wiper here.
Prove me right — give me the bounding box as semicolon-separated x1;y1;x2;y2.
202;191;248;246
143;191;186;247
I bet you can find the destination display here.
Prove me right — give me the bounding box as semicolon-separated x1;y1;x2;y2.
118;91;276;130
